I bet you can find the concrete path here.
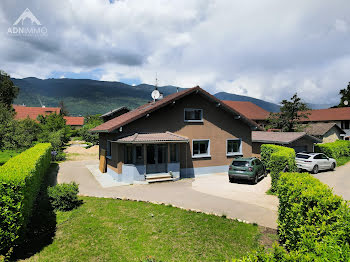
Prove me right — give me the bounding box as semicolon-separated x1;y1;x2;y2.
56;160;278;228
314;162;350;200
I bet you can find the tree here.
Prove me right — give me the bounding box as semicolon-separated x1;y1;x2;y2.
338;82;350;107
0;70;19;109
266;93;310;132
59;100;69;116
79;115;103;145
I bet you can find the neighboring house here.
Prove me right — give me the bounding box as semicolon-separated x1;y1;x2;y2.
101;107;130;122
91;86;260;183
302;107;350;140
252;131;321;156
223;101;270;128
303;123;345;143
63;116;85;128
13;105;84;128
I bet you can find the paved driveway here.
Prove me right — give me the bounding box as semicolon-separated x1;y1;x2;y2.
314;162;350;200
56;160;278;229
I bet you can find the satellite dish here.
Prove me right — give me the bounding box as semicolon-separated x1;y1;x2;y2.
151;89;160;100
344;100;349;106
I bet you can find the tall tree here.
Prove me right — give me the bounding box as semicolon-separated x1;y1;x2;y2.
0;70;19;109
59;100;69;116
338;82;350;107
266;93;310;132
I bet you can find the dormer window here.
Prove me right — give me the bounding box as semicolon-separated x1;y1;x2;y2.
184;108;203;122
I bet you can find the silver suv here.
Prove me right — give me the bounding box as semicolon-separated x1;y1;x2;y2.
296;152;336;174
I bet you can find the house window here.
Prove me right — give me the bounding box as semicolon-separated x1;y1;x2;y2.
107;140;112;158
341;120;350;130
184;108;203;122
192;140;210;158
135;145;144;164
170;144;178;162
227;139;242;156
125;145;133;164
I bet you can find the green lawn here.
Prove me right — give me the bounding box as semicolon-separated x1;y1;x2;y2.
336;156;350;167
16;197;269;262
0;150;21;165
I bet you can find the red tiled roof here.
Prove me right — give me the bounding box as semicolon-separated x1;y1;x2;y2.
223;101;270;120
303;107;350;121
64;116;84;126
252;131;321;144
116;132;189;143
13;105;61;120
92;86;260;133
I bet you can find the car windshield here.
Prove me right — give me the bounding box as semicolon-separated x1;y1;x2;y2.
296;153;311;159
232;161;249;167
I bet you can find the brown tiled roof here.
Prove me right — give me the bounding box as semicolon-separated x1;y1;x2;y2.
115;132;189;143
223;101;270;120
13;105;61;120
252;131;321;144
303;123;345;136
303;107;350;121
64;116;84;126
91;86;260;132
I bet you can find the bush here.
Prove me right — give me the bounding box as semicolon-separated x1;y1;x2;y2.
237;172;350;261
315;140;350;159
0;143;52;255
261;144;297;192
48;182;80;211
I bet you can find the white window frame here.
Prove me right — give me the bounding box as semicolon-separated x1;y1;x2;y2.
106;140;112;159
184;108;203;122
192;139;211;158
226;138;242;156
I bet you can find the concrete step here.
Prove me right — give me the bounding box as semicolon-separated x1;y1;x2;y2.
146;173;173;183
146;177;174;183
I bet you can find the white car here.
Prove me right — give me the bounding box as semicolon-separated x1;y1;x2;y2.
295;152;336;174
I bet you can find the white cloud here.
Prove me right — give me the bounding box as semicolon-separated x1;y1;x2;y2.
0;0;349;104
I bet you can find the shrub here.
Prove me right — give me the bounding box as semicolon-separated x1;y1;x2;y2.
0;143;52;255
315;140;350;159
48;182;80;211
238;172;350;261
261;144;297;192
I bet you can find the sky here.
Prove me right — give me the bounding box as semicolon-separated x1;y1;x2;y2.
0;0;349;105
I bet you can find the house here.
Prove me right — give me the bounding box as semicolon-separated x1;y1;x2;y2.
223;101;270;128
303;123;345;143
13;105;84;128
91;86;260;183
101;107;130;122
252;131;321;156
302;107;350;140
63;116;85;128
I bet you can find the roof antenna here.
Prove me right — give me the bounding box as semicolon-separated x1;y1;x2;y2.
155;73;158;90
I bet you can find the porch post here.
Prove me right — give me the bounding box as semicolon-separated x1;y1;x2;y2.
143;144;147;167
167;143;171;163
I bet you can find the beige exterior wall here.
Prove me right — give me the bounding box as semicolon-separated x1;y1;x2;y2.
99;92;253;171
322;127;342;143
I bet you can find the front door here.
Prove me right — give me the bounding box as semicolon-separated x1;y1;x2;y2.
146;144;168;174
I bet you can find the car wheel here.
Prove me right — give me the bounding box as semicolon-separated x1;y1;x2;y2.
229;177;234;183
264;170;268;177
312;165;319;174
252;174;258;185
331;163;336;171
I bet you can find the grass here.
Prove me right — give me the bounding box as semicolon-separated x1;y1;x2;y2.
0;149;21;165
15;196;270;262
336;156;350;167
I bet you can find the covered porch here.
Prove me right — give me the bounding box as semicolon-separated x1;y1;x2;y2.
111;132;188;183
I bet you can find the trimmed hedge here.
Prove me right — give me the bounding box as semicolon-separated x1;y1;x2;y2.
315;140;350;159
0;143;52;255
48;182;80;211
261;144;297;192
237;172;350;261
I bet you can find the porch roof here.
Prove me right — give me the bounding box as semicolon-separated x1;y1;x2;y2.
114;132;189;144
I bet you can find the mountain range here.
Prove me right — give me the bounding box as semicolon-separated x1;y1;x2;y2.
12;77;336;116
